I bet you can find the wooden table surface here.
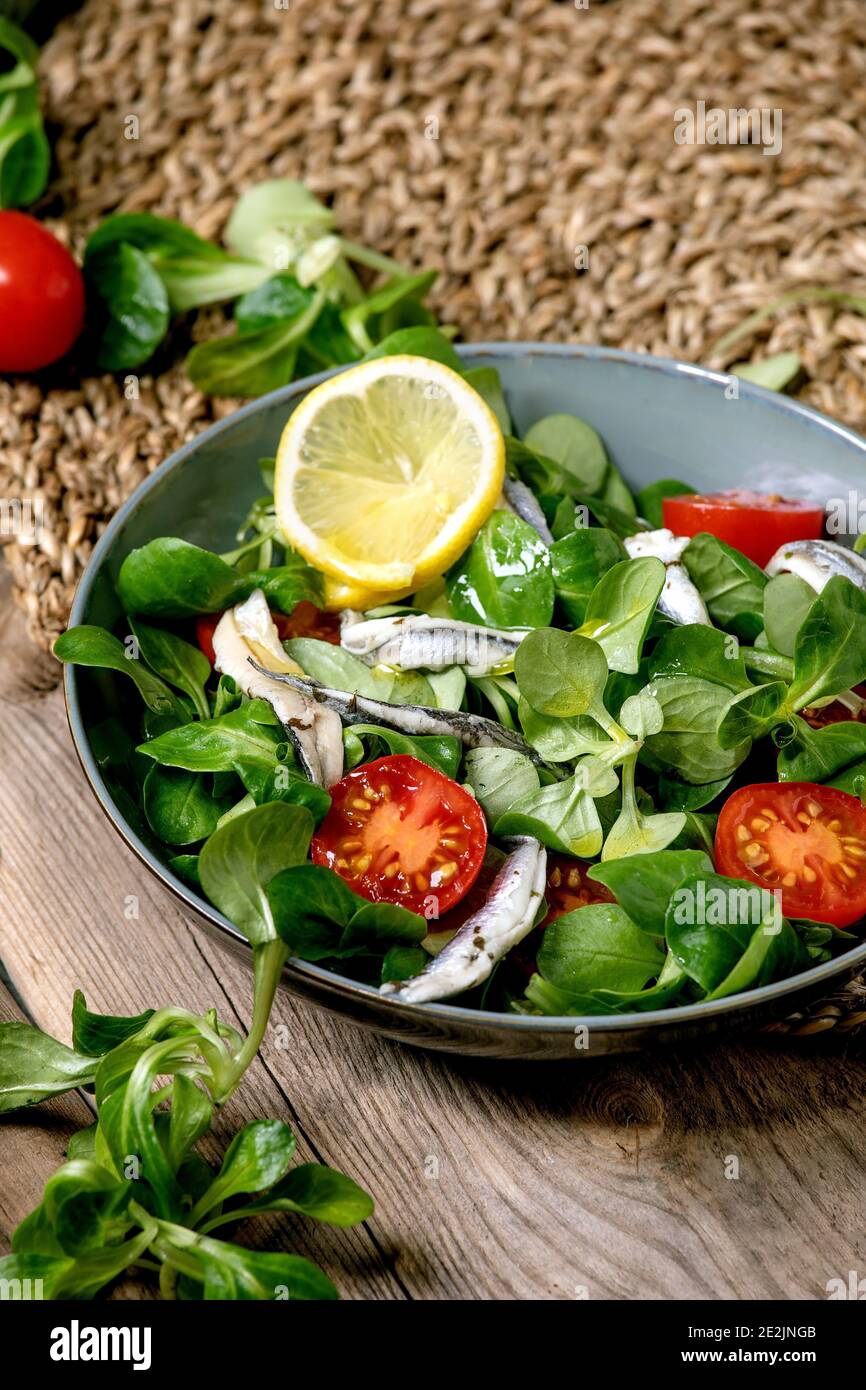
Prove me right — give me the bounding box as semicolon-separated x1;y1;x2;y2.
2;569;865;1302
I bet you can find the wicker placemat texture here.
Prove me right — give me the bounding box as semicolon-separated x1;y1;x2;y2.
4;0;866;648
2;0;866;1030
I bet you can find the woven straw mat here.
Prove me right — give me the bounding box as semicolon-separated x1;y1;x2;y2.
2;0;866;1035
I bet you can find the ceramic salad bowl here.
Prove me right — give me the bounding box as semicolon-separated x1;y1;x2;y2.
63;344;866;1058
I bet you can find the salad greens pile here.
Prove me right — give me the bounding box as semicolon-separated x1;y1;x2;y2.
0;801;373;1300
45;353;866;1026
83;179;447;395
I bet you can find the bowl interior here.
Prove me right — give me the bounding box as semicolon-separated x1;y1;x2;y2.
67;344;866;1041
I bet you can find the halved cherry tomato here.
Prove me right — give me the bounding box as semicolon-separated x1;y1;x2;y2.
195;600;341;666
311;754;487;913
662;491;824;568
715;782;866;928
0;212;85;372
801;684;866;730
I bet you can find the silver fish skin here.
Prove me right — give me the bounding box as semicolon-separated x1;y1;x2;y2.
764;539;866;593
340;614;531;677
501;477;554;545
380;837;547;1003
624;528;711;626
213;595;343;788
246;660;546;764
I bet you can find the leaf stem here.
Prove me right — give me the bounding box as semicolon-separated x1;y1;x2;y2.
216;939;288;1101
741;647;794;683
339;239;409;277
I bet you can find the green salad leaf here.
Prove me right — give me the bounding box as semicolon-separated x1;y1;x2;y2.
682;533;767;640
494;772;604;858
588;848;713;936
578;557;665;674
118;537;322;618
550;527;626;626
54;626;189;720
762;572;816;658
268;864;425;965
447;511;554;629
634;479;695;527
536;905;665;996
522;413;608;495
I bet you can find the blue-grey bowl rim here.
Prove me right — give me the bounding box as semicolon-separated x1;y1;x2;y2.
64;342;866;1037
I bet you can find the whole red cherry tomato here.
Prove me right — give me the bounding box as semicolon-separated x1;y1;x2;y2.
0;212;85;372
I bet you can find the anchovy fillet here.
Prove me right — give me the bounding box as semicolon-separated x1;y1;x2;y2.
340;614;530;676
247;660;546;764
658;563;711;625
380;837;547;1003
213;593;343;788
764;538;866;593
624;528;711;626
502;477;554;545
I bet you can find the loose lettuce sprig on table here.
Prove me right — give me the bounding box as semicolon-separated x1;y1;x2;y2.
0;804;374;1301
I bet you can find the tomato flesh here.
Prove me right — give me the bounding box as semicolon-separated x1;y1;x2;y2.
311;754;487;913
428;852;500;933
195;614;220;666
715;782;866;927
0;212;85;372
195;600;340;666
273;601;341;645
801;684;866;729
662;491;824;568
505;855;615;980
541;852;614;926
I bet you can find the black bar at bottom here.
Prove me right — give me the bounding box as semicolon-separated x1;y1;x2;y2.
3;1296;862;1374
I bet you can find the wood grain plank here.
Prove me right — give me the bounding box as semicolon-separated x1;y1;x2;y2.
2;573;864;1300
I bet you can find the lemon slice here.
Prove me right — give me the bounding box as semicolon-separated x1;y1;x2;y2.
275;355;505;592
321;575;412;613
